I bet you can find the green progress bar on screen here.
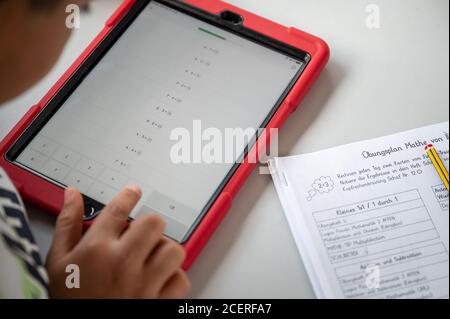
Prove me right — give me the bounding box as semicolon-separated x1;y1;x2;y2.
198;27;226;40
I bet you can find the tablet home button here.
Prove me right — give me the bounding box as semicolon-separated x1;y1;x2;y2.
84;204;99;221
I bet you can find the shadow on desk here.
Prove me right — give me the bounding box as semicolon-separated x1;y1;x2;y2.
187;60;346;297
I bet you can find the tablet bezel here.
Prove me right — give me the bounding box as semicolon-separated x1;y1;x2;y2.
5;0;310;243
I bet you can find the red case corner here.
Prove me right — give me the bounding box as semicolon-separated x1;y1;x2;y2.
0;0;329;270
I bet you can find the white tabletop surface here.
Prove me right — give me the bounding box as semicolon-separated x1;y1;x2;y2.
0;0;448;298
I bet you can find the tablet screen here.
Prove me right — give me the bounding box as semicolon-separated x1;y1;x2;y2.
13;1;306;242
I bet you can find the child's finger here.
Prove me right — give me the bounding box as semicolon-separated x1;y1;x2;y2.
49;187;84;259
118;214;165;260
158;270;191;299
144;237;186;290
89;185;142;238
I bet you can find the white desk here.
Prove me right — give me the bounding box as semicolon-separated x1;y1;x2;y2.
0;0;448;298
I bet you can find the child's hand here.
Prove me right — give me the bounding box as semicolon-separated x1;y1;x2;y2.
46;186;191;298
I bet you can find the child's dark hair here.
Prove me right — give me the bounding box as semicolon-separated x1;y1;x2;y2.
28;0;64;10
27;0;91;12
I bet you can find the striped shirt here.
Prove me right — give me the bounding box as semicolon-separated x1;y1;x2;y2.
0;167;48;299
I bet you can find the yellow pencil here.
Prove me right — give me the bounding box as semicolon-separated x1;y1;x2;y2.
425;144;449;191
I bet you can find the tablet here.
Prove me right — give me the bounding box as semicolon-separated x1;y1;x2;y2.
3;0;327;251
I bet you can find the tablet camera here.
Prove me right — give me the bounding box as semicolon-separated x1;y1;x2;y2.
220;10;244;26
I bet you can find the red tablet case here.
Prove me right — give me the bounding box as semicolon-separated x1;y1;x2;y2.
0;0;329;269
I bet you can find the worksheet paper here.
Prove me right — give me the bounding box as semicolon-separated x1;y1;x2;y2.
269;122;449;299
